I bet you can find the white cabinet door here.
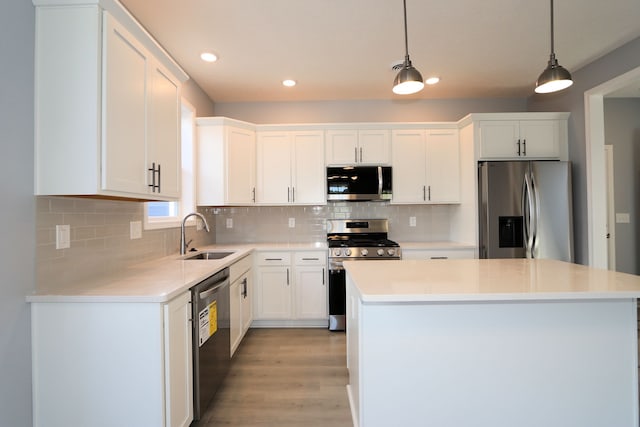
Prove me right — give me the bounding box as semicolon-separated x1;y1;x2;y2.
255;266;291;319
102;14;148;195
479;120;561;160
294;266;327;319
147;62;181;198
326;130;359;165
240;273;253;334
257;130;325;205
229;279;242;356
197;121;256;206
358;129;391;164
425;129;460;203
163;292;194;427
292;131;325;204
226;126;257;204
257;132;292;203
477;120;520;159
391;129;427;203
392;128;460;204
326;129;390;165
519;120;561;158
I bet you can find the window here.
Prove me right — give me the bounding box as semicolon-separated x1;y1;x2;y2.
144;100;197;229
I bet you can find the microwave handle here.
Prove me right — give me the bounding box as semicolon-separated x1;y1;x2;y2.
377;166;383;196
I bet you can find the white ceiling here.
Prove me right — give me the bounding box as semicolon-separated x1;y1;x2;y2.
119;0;640;103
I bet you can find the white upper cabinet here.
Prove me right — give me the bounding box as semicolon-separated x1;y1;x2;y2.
326;129;391;165
34;2;187;200
477;118;566;160
197;118;256;206
256;130;325;205
392;128;460;204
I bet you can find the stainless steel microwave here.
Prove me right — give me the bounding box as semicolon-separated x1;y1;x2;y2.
327;166;392;201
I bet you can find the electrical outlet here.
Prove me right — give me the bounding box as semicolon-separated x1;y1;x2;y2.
616;213;630;224
56;225;70;249
226;218;233;228
409;216;417;227
288;217;295;228
130;221;142;239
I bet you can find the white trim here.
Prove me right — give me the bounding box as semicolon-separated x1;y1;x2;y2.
584;65;640;268
604;145;616;270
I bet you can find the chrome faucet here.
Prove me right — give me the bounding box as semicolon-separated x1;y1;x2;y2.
180;212;211;255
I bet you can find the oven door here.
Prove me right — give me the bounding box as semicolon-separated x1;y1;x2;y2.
328;265;346;331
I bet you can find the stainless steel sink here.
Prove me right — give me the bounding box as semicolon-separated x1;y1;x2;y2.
183;251;235;260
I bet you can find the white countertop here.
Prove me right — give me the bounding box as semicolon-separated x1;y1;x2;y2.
27;242;327;304
344;258;640;303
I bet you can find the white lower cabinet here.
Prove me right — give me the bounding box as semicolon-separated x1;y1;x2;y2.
229;255;253;356
31;291;193;427
253;250;327;327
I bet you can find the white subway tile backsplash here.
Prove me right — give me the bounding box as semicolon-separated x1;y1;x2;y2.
37;196;455;292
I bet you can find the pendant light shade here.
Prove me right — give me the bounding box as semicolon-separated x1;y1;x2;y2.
393;0;424;95
535;0;573;94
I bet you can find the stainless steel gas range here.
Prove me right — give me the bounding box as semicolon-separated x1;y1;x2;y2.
327;219;401;331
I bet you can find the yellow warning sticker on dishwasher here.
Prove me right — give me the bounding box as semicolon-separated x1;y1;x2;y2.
198;300;218;347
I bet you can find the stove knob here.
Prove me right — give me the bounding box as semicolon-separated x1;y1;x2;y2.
377;248;385;256
333;249;342;257
345;248;352;256
387;249;396;256
361;249;369;256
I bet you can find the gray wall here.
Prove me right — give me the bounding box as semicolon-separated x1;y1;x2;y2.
604;98;640;275
212;98;527;123
0;0;35;426
527;35;640;266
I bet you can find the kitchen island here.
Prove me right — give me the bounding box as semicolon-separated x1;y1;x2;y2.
344;258;640;427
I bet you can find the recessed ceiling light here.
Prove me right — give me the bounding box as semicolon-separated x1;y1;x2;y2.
425;77;440;85
282;79;296;87
200;51;218;63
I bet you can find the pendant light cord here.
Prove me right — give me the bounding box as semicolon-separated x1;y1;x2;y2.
402;0;410;63
549;0;555;57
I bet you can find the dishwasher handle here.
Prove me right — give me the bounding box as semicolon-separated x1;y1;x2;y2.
198;279;228;300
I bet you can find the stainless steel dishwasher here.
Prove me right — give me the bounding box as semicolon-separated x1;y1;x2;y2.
191;267;230;421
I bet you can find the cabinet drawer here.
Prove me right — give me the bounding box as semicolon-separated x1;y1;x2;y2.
230;254;252;283
402;249;476;260
255;251;291;266
294;251;327;265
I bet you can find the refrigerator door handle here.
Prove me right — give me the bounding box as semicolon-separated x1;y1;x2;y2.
530;171;540;258
522;173;535;258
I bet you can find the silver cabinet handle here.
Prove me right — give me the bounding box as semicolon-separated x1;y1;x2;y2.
517;139;521;156
423;185;426;201
322;268;325;285
265;258;283;261
428;185;431;201
302;257;320;261
523;139;527;156
252;187;256;203
360;147;363;163
286;268;290;285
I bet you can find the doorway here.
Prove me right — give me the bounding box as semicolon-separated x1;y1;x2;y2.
584;65;640;270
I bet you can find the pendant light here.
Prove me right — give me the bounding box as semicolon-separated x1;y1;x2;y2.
393;0;424;95
535;0;573;94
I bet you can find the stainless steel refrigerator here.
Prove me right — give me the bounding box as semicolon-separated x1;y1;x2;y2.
478;161;573;262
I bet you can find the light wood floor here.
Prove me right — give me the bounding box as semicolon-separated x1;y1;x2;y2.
193;328;353;427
